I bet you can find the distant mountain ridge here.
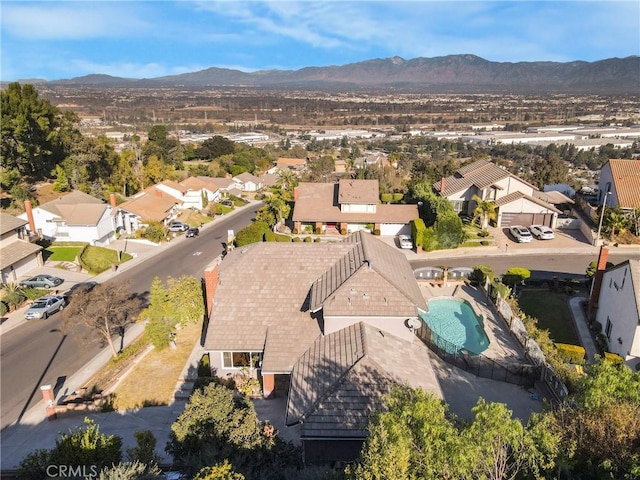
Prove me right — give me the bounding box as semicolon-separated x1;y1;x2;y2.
36;55;640;93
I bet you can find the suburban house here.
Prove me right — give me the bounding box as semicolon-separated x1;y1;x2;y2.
18;191;116;246
590;252;640;371
292;179;417;236
232;172;263;192
433;159;561;228
597;159;640;210
203;231;442;464
209;177;243;197
115;187;182;234
268;157;308;176
0;212;43;284
155;178;220;210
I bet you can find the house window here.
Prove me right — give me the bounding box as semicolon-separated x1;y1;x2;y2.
605;318;613;340
222;351;262;369
451;200;468;213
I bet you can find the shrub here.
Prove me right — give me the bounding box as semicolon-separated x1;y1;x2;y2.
0;301;7;316
434;211;466;249
502;267;531;286
303;236;313;242
422;227;440;252
292;237;302;242
393;193;404;203
373;228;380;236
604;352;624;364
340;227;347;235
478;229;489;237
142;222;165;243
556;343;586;364
470;265;494;284
314;227;322;234
381;193;392;204
591;320;603;333
1;282;26;310
235;221;269;247
314;237;321;242
481;240;489;246
98;460;162;479
264;230;291;242
412;218;427;248
292;227;299;234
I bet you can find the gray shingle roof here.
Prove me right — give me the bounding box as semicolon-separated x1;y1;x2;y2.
286;322;442;438
204;232;426;373
310;231;427;315
0;213;27;236
0;240;42;270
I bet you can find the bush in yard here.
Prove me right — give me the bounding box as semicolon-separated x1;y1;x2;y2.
434;211;466;249
1;282;26;310
393;193;404;203
235;222;269;247
556;343;586;364
16;418;122;480
167;382;302;478
470;265;494;284
198;353;212;377
193;461;245;480
421;227;440;252
304;236;313;242
0;301;7;316
314;237;321;242
98;460;162;479
412;218;427;248
125;430;162;467
142;221;165;243
293;237;302;242
381;193;392;204
502;267;531;286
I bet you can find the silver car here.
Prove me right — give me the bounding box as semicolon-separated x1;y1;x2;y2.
398;234;413;249
509;225;533;243
24;295;66;320
530;224;555;240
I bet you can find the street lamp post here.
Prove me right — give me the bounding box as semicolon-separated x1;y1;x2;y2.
595;190;611;246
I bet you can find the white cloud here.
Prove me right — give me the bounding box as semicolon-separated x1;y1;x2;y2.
1;3;151;40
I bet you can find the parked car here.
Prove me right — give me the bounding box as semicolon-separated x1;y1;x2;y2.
186;227;199;238
19;274;64;289
398;234;413;249
509;225;533;243
24;295;66;319
168;221;189;232
529;224;555;240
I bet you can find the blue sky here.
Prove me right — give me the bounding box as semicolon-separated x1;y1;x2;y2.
1;1;638;81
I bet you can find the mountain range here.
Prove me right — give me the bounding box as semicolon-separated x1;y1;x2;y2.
32;55;640;94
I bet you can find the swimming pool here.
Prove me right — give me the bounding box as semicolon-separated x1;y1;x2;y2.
420;298;490;355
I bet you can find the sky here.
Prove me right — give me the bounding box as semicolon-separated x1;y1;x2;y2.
1;0;638;82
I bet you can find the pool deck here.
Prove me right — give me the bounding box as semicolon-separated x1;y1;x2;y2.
418;282;527;363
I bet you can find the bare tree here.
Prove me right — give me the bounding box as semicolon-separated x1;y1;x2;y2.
62;281;142;358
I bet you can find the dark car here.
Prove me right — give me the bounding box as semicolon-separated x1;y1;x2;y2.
185;227;199;238
63;281;98;302
19;274;64;289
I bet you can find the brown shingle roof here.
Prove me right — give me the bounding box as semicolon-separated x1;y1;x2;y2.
338;179;379;204
608;159;640;208
118;188;182;222
433;159;536;197
159;179;188;194
292;183;417;223
494;191;561;213
0;213;27;235
285;322;442;437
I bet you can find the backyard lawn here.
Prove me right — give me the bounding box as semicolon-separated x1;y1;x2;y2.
518;290;580;345
45;246;83;261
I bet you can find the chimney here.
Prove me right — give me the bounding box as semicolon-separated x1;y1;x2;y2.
109;193;117;208
588;246;609;320
203;264;220;317
24;200;36;233
440;177;446;194
293;186;299;201
155;189;162;199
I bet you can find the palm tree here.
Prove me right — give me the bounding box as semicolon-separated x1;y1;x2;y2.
471;194;497;229
276;168;298;194
603;208;630;238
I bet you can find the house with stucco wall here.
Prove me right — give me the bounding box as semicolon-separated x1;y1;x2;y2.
597;159;640;210
17;191;116;246
292;179;416;236
593;259;640;371
433;159;561;228
0;213;43;284
202;231;442;464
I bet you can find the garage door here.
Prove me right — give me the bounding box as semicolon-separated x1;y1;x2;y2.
501;212;553;227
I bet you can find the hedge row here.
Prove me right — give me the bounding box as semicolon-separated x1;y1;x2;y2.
555;343;586;364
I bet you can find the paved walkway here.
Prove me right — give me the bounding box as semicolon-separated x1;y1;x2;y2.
569;296;599;363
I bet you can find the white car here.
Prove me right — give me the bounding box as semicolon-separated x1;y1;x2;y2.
509;225;533;243
529;225;555;240
24;295;66;320
398;234;413;249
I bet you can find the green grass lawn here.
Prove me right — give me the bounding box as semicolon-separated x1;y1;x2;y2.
518;290;580;345
45;246;84;261
79;246;133;274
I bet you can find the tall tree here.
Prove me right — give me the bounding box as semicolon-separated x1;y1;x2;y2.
1;83;63;179
62;282;142;358
471;194;497;229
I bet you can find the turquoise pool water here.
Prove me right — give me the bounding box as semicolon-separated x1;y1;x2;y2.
420;298;490;355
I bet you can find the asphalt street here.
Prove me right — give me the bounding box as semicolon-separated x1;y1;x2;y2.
0;204;260;430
